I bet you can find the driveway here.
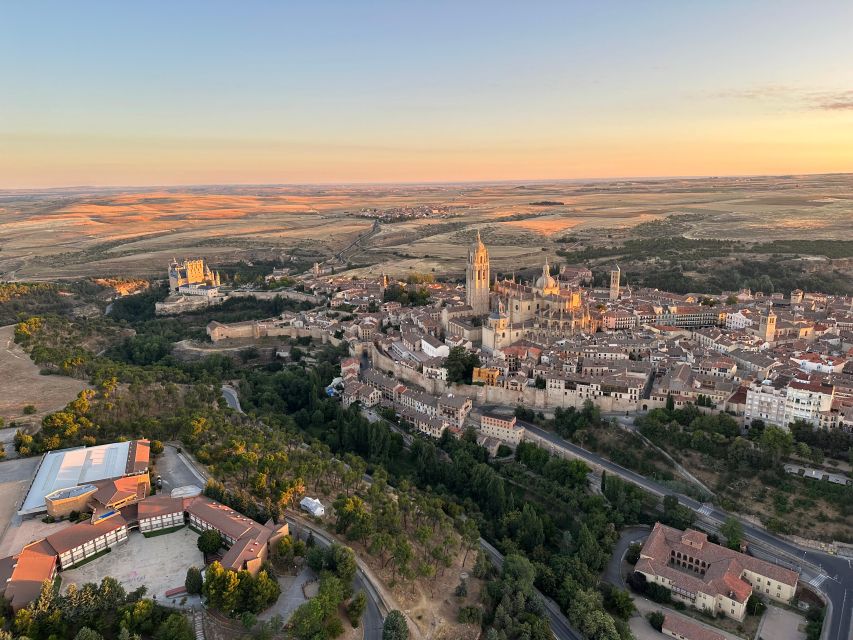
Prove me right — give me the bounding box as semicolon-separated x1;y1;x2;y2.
155;445;205;495
604;526;649;587
259;566;313;623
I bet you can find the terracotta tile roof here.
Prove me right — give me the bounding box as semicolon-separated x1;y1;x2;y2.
186;496;266;542
125;440;150;474
46;513;127;555
91;475;147;507
3;540;57;611
137;496;184;519
221;535;266;572
663;613;726;640
639;523;798;604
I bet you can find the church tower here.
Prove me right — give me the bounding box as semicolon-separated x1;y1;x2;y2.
609;264;621;301
759;307;776;342
466;231;490;315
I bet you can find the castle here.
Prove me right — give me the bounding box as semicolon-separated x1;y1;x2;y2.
168;258;221;292
454;233;594;352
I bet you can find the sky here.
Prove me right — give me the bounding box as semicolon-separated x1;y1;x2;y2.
1;0;852;188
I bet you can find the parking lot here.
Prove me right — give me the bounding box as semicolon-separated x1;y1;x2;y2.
0;456;45;555
154;445;205;496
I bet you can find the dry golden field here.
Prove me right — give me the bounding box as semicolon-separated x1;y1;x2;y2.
1;175;851;281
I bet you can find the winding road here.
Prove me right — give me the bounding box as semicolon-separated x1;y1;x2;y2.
284;513;386;639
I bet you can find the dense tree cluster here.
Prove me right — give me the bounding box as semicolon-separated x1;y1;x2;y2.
10;578;192;640
638;407;852;540
443;346;481;385
201;561;280;615
288;544;360;640
382;283;431;307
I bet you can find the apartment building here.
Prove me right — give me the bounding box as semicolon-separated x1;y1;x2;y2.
437;394;472;429
479;414;524;445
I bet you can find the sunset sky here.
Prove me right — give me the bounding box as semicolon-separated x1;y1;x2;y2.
2;1;852;188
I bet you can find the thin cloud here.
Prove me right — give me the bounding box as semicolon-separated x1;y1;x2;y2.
811;90;853;111
706;85;853;111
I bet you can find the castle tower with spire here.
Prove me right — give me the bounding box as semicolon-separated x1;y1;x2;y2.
466;230;490;316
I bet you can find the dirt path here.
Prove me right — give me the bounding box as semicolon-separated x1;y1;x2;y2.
0;324;89;423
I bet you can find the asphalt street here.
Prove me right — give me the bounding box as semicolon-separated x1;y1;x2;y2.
285;514;384;640
519;419;853;640
221;385;244;413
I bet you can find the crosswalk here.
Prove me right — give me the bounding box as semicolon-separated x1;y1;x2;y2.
697;504;713;516
807;574;828;589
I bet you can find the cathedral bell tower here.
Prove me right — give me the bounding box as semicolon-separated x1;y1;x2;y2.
466;230;490;316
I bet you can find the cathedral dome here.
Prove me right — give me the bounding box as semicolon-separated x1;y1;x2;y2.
536;273;557;290
535;258;557;291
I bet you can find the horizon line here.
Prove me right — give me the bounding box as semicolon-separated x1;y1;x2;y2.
2;171;851;193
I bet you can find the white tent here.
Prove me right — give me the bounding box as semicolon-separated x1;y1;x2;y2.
300;496;325;517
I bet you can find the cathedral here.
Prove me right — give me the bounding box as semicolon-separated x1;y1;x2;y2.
460;233;593;352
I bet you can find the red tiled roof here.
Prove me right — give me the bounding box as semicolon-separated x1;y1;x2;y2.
639;522;798;604
46;514;127;555
3;540;57;610
663;613;726;640
125;440;151;474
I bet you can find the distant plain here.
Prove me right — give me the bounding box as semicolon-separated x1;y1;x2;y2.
1;174;852;281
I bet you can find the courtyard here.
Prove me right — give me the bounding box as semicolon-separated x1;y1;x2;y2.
756;605;807;640
61;526;204;605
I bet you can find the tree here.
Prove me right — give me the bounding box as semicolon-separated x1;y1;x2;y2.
383;610;409;640
746;594;766;616
155;613;194;640
347;591;367;627
185;566;203;595
601;583;635;620
459;518;479;565
197;529;223;554
443;347;480;385
74;629;104;640
501;554;536;593
647;610;665;631
330;544;358;585
241;611;257;630
626;543;642;565
472;550;493;579
665;393;675;412
720;516;744;550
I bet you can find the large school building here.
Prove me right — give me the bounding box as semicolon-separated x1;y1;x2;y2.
1;439;287;611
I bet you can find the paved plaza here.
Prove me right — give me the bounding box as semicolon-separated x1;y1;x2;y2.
61;526;204;601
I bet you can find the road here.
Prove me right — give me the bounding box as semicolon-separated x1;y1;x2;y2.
285;513;385;639
603;526;650;587
221;385;244;413
518;419;853;640
480;538;580;640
